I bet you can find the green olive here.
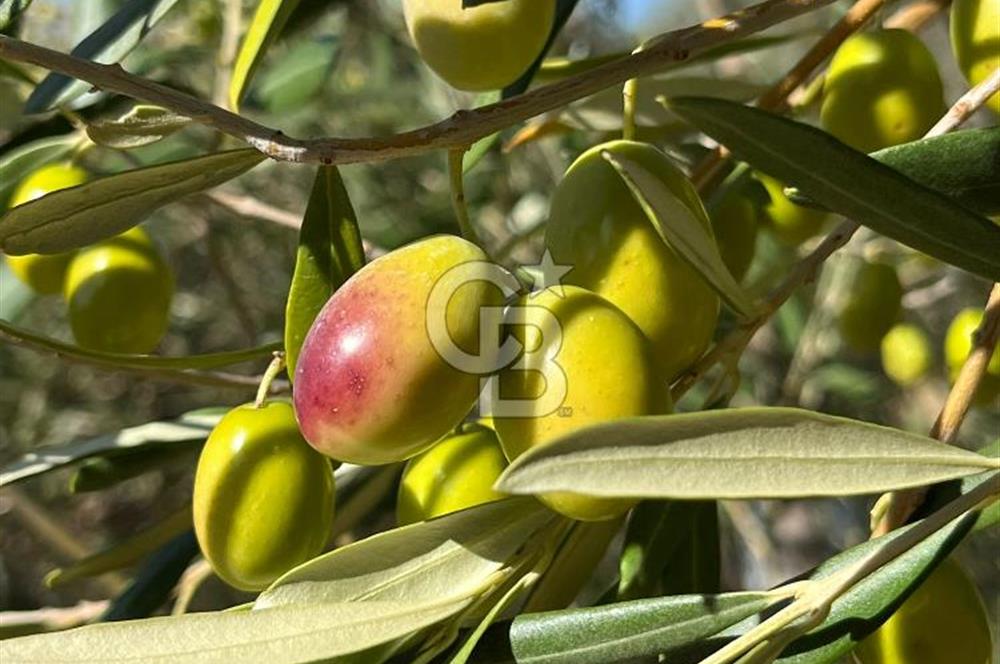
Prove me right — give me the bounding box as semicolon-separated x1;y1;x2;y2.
5;163;87;295
710;183;760;282
63;227;174;354
545;140;720;381
494;286;671;521
838;260;903;353
757;173;830;246
855;557;993;664
193;401;335;591
402;0;555;91
821;29;946;152
396;423;507;526
293;235;505;465
880;323;932;387
951;0;1000;115
944;307;1000;404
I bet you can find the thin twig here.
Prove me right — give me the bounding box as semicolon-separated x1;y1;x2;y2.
692;0;889;189
448;148;479;244
202;190;302;228
0;601;109;637
927;67;1000;135
885;0;950;30
0;0;835;165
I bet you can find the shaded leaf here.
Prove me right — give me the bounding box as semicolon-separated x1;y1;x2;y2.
284;165;365;376
100;531;199;623
24;0;182;113
787;129;1000;216
69;443;199;493
502;0;579;98
230;0;304;112
603;150;756;318
664;97;1000;281
509;592;773;664
258;36;338;113
618;500;719;601
496;408;999;500
86;104;191;149
0;134;82;207
0;0;32;31
0;409;223;486
0;149;266;254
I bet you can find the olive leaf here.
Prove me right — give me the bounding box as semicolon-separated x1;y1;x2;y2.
257;36;338;114
0;409;223;486
0;149;266;255
618;500;720;601
785;128;1000;216
24;0;182;113
101;531;200;623
495;408;1000;500
662;96;1000;281
0;133;83;207
602;150;756;319
257;498;556;608
69;444;199;493
0;0;32;31
230;0;304;112
508;592;775;664
284;165;365;376
85;104;191;150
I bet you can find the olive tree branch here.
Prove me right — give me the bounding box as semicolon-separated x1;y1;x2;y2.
700;472;1000;664
0;0;834;165
871;283;1000;536
672;70;1000;404
0;319;289;392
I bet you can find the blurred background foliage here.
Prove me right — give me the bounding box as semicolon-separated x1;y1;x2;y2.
0;0;996;638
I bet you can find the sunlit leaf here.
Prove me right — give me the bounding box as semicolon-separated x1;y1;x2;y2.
230;0;304;112
86;104;191;150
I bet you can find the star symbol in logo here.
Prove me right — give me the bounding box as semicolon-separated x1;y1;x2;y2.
524;249;573;298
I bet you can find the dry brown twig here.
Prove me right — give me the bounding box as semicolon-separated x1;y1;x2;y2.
0;0;835;165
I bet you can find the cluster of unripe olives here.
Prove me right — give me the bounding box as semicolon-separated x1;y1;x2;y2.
7;0;986;595
5;163;174;354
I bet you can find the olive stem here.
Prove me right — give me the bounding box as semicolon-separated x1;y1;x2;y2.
0;0;836;165
254;351;287;408
447;147;482;247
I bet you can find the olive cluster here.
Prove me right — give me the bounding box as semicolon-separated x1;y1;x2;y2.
179;0;1000;593
7;164;173;354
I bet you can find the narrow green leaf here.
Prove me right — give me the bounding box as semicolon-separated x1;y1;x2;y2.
258;37;337;114
101;531;199;623
787;129;1000;216
257;498;555;608
663;96;1000;281
0;318;279;371
230;0;304;112
602;150;756;318
1;595;470;662
85;104;191;150
0;0;33;31
0;134;82;208
69;444;199;493
24;0;182;113
0;149;266;255
0;409;222;486
284;165;365;376
463;92;502;173
509;592;773;664
495;408;999;500
618;500;720;601
921;440;1000;532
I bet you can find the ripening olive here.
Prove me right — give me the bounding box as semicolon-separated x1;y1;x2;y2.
63;227;173;354
396;423;507;525
838;260;903;353
5;163;87;295
821;29;946;152
951;0;1000;115
193;401;335;591
545;140;720;381
880;323;932;387
494;286;671;521
945;307;1000;404
757;173;830;246
402;0;555;91
855;558;993;664
710;183;760;282
293;235;505;465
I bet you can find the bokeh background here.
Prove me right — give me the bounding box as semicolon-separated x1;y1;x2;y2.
1;0;997;648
